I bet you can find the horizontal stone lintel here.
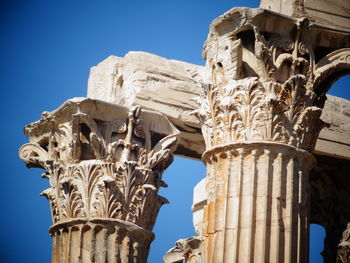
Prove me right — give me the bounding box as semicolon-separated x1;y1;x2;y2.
87;51;350;161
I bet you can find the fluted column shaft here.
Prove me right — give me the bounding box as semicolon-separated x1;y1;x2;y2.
50;219;153;263
200;142;313;263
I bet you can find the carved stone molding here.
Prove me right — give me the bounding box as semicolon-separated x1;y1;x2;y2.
163;237;202;263
193;7;350;263
19;98;179;263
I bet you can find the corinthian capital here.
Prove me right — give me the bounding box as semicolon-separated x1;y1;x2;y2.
19;98;179;263
194;7;350;152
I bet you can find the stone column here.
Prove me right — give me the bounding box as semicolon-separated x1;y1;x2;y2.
19;98;179;263
193;7;350;263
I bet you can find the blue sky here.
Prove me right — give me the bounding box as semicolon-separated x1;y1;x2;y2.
1;0;349;262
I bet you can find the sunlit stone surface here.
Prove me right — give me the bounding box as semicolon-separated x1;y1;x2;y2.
20;98;179;263
20;0;350;262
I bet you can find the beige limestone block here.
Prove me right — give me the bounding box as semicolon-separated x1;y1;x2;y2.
316;95;350;160
87;51;350;161
192;178;207;235
88;51;207;159
260;0;350;30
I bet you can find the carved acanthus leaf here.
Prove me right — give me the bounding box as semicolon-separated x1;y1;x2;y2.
93;175;123;218
59;178;85;219
40;188;60;223
146;134;178;170
193;74;323;151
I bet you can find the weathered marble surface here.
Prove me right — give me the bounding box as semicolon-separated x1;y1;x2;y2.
19;98;180;263
260;0;350;30
88;51;350;161
20;2;350;262
191;154;350;263
88;51;206;159
162;5;349;262
163;237;202;263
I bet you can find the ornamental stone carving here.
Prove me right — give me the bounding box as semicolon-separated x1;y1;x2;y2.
195;8;350;152
19;98;179;263
163;237;202;263
192;7;350;263
18;2;350;263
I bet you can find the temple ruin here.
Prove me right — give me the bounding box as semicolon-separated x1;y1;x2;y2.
20;0;350;262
